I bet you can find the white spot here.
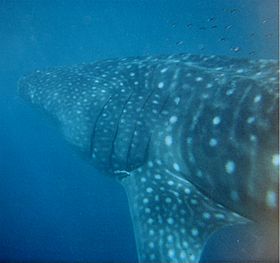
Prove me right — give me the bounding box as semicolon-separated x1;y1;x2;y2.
202;212;211;219
180;228;186;234
250;135;257;142
212;116;221;125
173;163;180;171
156;159;162;165
174;97;180;104
148;161;153;167
143;198;149;204
147;218;153;224
266;190;277;208
146;187;153;193
191;228;199;236
272;154;280;166
191;199;198;205
145;208;151;213
168;180;174;186
225;160;235;174
155;174;161;180
182;241;188;248
149;229;155;236
130;72;135;77
158;82;164;89
165;197;172;203
141;177;147;182
196;77;203;82
190;255;197;262
254;95;262;103
168;249;175;258
148;242;154;248
209;138;218;147
180;251;187;259
167;235;173;242
226;89;234;95
184;188;191;194
161;67;168;73
247;116;255;124
237;69;244;74
206;83;213;88
169;116;178;123
167;217;174;224
202;93;209;99
165;135;173;146
215;213;225;219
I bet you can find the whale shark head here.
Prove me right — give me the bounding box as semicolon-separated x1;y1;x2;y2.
18;54;279;262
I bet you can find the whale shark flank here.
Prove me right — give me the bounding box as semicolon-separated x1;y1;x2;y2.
18;54;279;262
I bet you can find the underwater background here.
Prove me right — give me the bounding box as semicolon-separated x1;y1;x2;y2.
0;0;278;262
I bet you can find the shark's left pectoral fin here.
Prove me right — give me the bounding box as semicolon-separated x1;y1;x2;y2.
121;164;249;263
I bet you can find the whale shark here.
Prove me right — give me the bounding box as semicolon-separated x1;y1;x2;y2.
18;54;279;262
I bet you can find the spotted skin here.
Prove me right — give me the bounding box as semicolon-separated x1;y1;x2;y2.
18;54;279;262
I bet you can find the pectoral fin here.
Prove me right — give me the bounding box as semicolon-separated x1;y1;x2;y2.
121;164;249;263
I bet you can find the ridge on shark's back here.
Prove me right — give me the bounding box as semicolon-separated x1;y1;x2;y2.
18;54;279;262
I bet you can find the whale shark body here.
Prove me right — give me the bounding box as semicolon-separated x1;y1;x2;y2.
18;54;279;262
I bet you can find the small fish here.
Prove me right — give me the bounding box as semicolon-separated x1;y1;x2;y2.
225;25;233;30
231;46;241;53
230;8;239;14
219;37;227;41
176;40;184;46
208;17;216;22
262;18;269;24
265;33;273;38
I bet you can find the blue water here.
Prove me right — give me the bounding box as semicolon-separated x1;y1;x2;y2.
0;0;278;262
